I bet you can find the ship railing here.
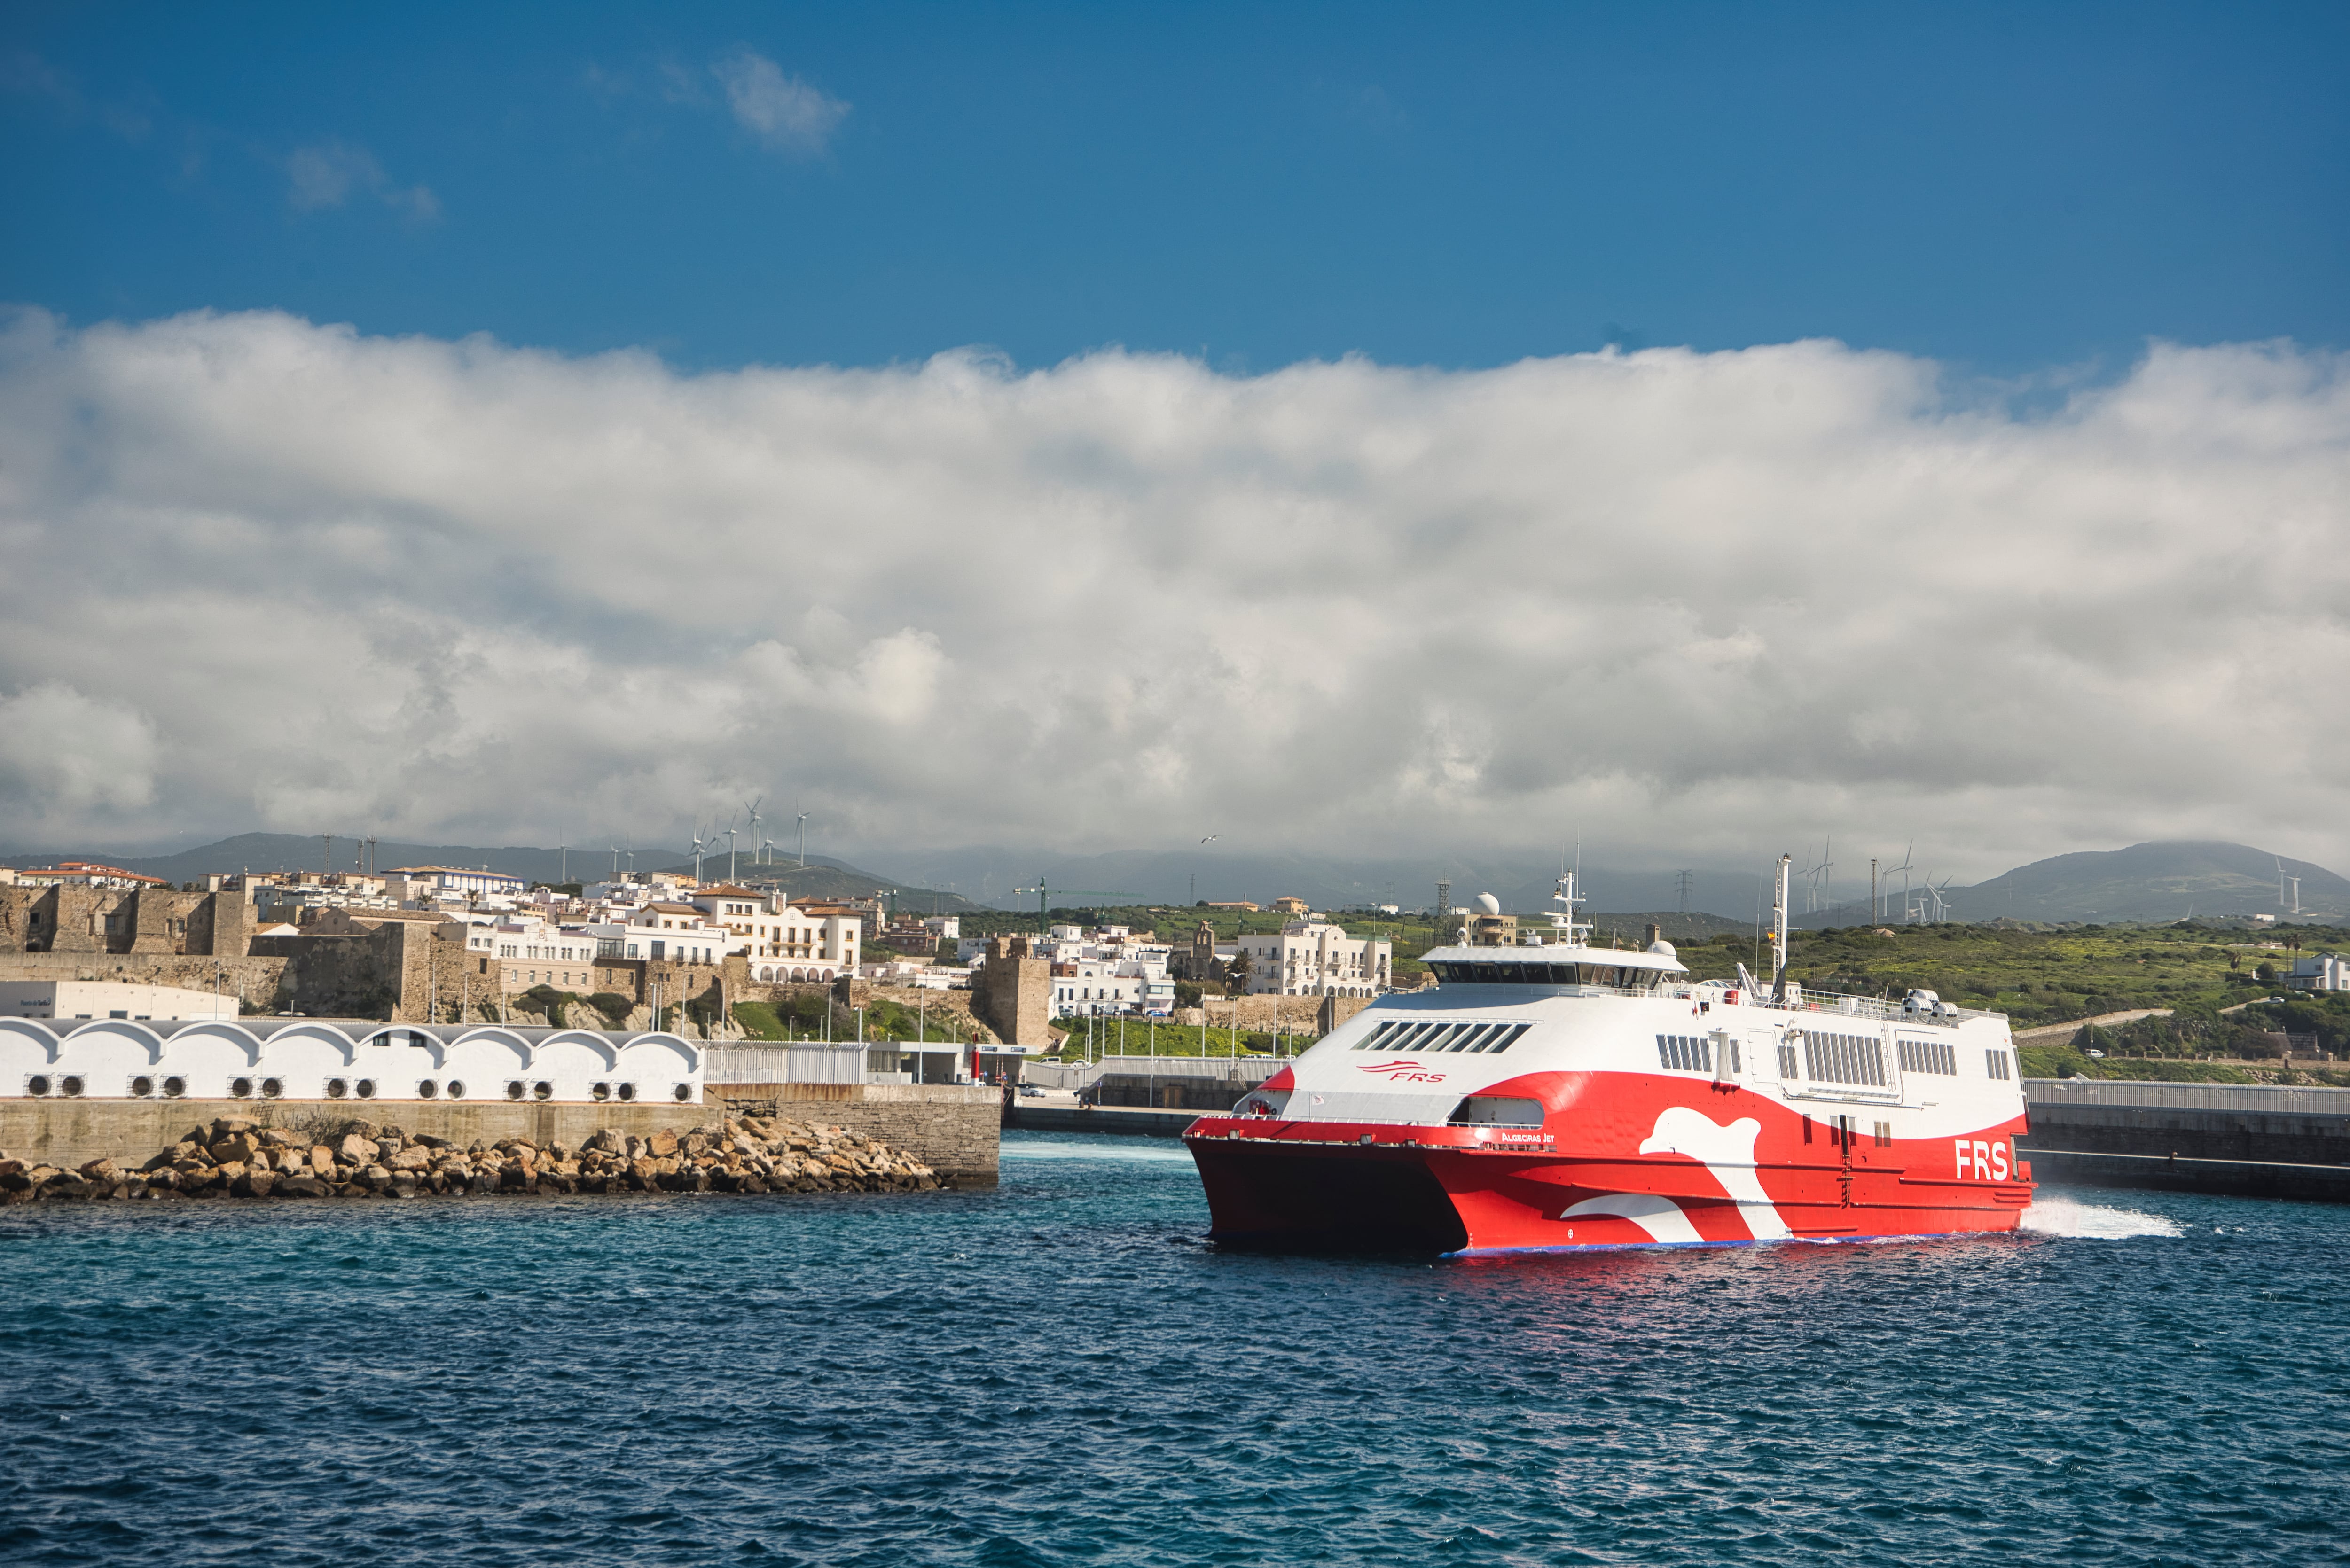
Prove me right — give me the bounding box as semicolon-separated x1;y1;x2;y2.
1667;983;2001;1026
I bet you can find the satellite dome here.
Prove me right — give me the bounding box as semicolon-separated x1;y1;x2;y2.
1647;937;1677;958
1474;892;1502;916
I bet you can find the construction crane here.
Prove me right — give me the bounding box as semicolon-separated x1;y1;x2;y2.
1011;880;1144;928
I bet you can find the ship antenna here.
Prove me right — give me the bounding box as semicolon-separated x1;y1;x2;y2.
1550;867;1592;947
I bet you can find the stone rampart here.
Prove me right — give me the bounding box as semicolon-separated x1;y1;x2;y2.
0;951;288;1011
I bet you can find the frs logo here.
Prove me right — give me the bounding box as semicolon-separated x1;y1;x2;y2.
1954;1139;2012;1181
1359;1059;1447;1084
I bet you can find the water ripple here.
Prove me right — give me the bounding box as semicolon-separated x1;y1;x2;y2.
2;1132;2346;1565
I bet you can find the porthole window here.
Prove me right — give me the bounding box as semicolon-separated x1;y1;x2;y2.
532;1080;552;1101
261;1077;283;1099
131;1075;155;1097
163;1076;186;1098
672;1083;692;1102
446;1079;465;1100
617;1082;637;1102
506;1080;525;1101
591;1082;611;1102
27;1074;51;1096
230;1077;253;1099
61;1076;85;1098
356;1078;377;1099
417;1079;439;1098
326;1077;348;1099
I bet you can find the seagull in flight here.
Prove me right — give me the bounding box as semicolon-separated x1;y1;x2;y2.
1200;835;1219;844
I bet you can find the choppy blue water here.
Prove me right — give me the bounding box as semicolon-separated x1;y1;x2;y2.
3;1132;2346;1567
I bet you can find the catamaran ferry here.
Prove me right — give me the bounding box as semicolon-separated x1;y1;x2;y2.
1183;858;2034;1252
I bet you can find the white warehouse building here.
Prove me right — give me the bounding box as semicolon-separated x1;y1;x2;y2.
1;1018;704;1106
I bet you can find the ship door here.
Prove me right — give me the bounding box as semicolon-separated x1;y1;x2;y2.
1709;1029;1743;1084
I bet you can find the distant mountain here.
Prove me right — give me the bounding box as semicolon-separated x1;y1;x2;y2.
0;833;979;911
850;844;1768;922
1793;840;2348;927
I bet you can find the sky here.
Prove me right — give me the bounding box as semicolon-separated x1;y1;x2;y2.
2;3;2347;883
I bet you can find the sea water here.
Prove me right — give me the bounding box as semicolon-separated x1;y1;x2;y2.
2;1131;2345;1566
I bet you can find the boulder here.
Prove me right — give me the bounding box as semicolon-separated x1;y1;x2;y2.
648;1129;679;1158
387;1147;432;1173
208;1116;256;1139
279;1175;327;1198
209;1134;259;1165
338;1133;381;1165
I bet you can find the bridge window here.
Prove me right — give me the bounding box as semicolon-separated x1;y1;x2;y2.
1984;1050;2013;1081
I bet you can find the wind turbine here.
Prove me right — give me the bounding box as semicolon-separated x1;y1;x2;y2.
744;796;765;867
724;812;740;882
687;826;712;885
795;812;808;867
1885;842;1917;923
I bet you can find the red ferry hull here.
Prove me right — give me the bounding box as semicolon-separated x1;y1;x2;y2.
1185;1070;2033;1253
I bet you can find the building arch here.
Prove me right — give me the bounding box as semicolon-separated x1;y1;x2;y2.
0;1019;62;1094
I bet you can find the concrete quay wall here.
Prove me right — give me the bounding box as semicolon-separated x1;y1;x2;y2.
2;1083;1000;1186
1007;1104;1196;1138
2020;1079;2350;1203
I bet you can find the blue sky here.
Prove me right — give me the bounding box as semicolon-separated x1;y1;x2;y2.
7;1;2345;374
5;5;2349;876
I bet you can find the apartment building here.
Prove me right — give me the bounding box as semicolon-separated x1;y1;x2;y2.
1235;919;1392;998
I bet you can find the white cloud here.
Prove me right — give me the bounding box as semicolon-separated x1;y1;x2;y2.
0;307;2343;879
285;140;439;221
0;682;160;835
710;50;847;156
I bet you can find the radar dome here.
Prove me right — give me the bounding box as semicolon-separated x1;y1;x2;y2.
1474;892;1502;915
1647;938;1677;958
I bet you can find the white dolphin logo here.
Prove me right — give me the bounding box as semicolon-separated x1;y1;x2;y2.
1559;1192;1702;1244
1637;1105;1792;1240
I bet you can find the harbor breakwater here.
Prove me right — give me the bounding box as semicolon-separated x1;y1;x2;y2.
2018;1079;2350;1202
1012;1079;2350;1204
0;1110;941;1202
0;1082;1000;1186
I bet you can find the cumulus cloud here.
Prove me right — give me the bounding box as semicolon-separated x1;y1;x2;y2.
285;140;440;221
0;682;160;835
0;307;2343;878
710;50;847;155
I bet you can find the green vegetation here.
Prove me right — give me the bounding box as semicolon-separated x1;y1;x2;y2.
732;992;980;1045
1043;1015;1310;1060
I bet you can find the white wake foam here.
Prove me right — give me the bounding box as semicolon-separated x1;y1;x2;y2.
2018;1197;2184;1239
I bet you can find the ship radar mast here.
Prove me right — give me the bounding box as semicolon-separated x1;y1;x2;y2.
1548;870;1593;947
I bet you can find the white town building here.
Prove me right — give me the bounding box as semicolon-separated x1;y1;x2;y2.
1235;920;1392;998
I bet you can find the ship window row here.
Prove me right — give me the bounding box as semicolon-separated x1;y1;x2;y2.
1655;1033;1712;1072
1985;1049;2013;1081
1425;960;1659;987
1354;1020;1533;1054
1800;1030;1888;1087
1897;1037;1958;1076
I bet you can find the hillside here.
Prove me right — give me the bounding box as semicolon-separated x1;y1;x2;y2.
1793;840;2347;927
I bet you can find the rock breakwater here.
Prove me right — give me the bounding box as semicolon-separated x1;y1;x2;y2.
0;1113;942;1203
